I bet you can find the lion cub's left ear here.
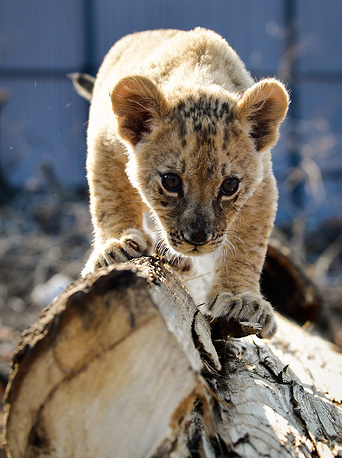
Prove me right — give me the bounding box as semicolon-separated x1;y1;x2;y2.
111;75;168;146
236;79;289;152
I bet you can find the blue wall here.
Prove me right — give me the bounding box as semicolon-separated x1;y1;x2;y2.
1;0;342;226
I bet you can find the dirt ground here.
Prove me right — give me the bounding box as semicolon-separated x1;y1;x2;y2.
0;189;341;444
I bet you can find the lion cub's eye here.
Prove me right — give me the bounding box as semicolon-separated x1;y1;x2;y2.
161;173;182;193
220;177;240;197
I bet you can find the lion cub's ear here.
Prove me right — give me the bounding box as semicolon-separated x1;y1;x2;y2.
111;76;168;146
236;79;289;152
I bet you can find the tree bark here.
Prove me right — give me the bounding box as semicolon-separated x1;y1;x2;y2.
3;249;342;457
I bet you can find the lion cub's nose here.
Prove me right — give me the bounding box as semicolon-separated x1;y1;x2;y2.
181;230;212;246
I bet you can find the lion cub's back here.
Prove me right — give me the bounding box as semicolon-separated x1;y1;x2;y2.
94;28;252;96
93;29;181;95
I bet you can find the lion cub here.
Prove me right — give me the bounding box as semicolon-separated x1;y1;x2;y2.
82;28;289;339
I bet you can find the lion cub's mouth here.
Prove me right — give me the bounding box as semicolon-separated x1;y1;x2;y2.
185;243;215;256
170;236;217;257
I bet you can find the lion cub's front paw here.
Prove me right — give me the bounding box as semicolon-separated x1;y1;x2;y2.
82;229;151;275
206;292;276;339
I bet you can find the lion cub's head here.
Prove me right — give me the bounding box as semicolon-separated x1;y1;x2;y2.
111;76;288;257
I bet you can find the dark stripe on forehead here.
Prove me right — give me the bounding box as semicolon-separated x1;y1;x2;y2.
195;127;217;150
174;96;233;122
174;96;233;149
178;119;187;147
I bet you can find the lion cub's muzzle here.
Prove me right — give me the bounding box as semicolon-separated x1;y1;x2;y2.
180;213;213;247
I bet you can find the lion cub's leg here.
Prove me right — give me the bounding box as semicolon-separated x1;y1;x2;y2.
82;155;152;276
205;178;277;339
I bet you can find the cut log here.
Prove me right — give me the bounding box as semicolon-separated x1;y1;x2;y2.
3;253;342;457
3;260;219;457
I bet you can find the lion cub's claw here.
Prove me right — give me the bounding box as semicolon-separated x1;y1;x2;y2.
206;292;277;339
82;229;151;275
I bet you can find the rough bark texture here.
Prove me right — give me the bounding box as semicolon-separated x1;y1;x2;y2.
3;241;342;457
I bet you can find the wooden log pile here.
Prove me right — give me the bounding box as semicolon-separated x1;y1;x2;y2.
3;235;342;457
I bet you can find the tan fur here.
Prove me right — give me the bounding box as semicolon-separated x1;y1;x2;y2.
83;28;289;338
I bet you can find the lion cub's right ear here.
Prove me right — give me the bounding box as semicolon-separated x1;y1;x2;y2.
111;76;168;146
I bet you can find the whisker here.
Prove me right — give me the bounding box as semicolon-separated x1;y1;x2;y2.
175;255;185;268
182;271;213;282
219;238;236;259
217;243;226;262
144;229;160;236
227;239;236;255
169;251;179;265
156;240;168;258
221;244;229;262
227;233;245;244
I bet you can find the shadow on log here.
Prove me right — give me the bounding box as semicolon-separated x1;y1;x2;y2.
3;234;342;457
